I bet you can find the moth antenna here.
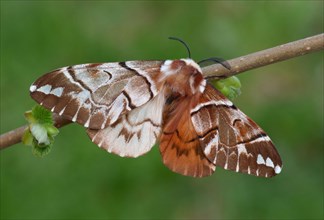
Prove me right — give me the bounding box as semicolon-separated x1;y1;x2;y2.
198;57;231;70
168;37;191;58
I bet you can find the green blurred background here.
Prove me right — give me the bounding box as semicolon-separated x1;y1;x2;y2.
1;1;323;219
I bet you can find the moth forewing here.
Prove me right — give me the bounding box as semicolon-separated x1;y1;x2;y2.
30;61;164;130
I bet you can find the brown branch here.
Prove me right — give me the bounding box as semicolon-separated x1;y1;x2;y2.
0;125;28;150
202;33;324;79
0;33;323;150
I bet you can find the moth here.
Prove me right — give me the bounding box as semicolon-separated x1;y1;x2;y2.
29;39;282;178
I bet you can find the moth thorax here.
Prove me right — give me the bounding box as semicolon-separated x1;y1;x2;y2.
161;59;206;95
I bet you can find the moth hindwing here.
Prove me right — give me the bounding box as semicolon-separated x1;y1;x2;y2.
30;58;282;178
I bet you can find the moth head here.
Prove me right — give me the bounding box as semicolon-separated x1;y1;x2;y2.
160;59;206;95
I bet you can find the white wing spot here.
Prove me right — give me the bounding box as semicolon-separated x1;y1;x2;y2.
224;162;228;170
84;117;90;128
72;111;78;122
275;165;282;174
236;162;239;172
30;85;37;92
265;157;275;168
98;138;104;148
59;106;67;116
50;87;64;97
237;144;247;156
256;154;266;165
37;85;52;94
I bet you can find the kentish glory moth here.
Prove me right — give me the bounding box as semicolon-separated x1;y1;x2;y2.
29;45;282;178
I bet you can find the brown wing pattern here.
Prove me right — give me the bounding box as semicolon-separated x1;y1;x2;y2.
87;92;165;158
191;84;282;177
30;61;163;129
159;96;216;177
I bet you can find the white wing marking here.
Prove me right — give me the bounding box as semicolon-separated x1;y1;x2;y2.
88;92;165;157
37;85;52;94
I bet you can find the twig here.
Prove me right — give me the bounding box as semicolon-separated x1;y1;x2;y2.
0;33;323;150
0;125;28;150
202;33;324;79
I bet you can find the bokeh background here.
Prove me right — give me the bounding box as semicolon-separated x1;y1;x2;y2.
1;1;323;219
